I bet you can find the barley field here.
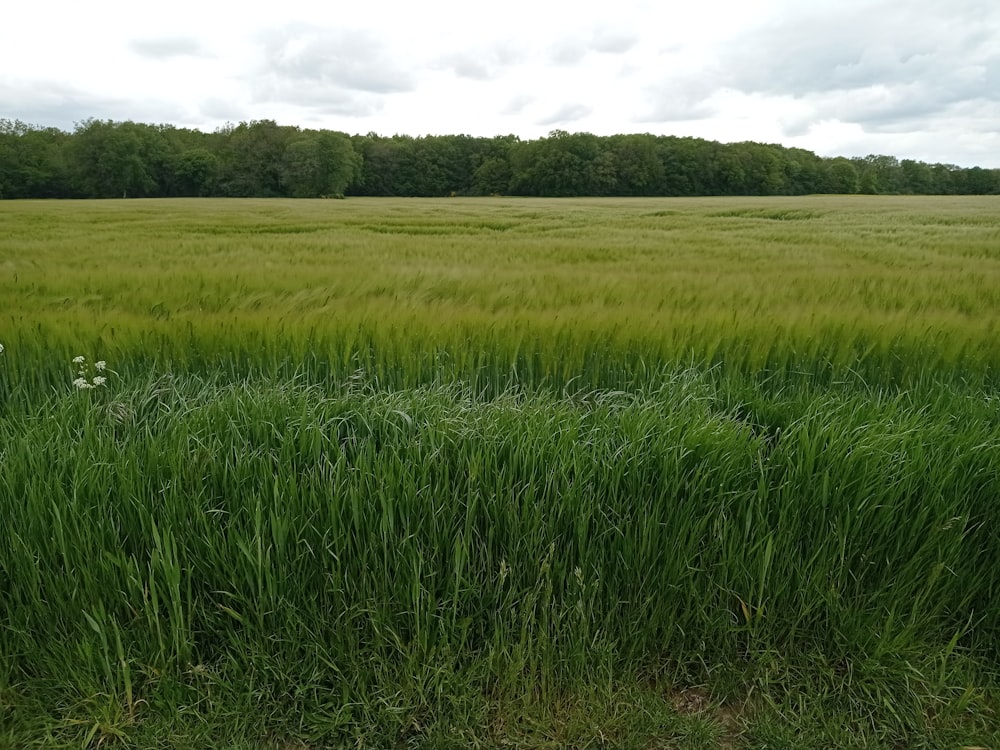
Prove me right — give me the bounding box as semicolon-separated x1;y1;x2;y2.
1;197;998;747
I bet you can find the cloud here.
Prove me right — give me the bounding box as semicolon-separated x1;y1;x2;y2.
250;79;383;117
433;41;526;81
549;41;588;66
198;97;250;124
0;80;167;131
616;0;998;152
245;25;418;118
635;79;719;122
713;0;1000;132
770;72;1000;141
591;30;638;54
257;26;416;96
129;37;210;59
2;0;998;167
443;54;491;81
548;28;639;65
537;103;592;126
503;94;534;115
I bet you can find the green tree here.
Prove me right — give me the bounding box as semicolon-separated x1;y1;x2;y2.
900;159;934;194
718;143;787;195
351;135;408;196
172;148;220;196
655;136;720;195
602;134;664;195
856;155;903;194
929;164;956;194
825;158;860;194
217;120;297;197
470;135;518;195
70;120;168;198
0;120;72;198
509;131;606;196
956;166;1000;194
781;147;825;194
281;131;360;197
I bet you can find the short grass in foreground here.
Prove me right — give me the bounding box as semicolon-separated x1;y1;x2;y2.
0;197;998;747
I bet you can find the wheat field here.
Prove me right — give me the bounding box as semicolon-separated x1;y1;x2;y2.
1;196;998;747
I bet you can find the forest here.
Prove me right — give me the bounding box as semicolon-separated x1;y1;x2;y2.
1;117;999;199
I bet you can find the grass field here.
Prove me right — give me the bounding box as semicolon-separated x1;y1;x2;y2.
1;197;998;747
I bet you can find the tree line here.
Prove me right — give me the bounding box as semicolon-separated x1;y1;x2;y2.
2;118;998;199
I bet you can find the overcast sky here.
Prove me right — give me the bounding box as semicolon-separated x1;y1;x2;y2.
3;0;999;167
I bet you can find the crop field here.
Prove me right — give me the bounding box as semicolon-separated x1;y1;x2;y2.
1;196;999;747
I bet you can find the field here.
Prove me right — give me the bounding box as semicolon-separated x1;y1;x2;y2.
1;196;999;747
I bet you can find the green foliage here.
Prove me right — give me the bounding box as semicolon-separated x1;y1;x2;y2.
0;119;72;198
2;369;997;746
171;148;219;196
281;130;359;198
70;119;169;198
509;130;611;196
2;119;999;199
603;133;665;195
216;119;297;197
826;158;860;194
0;197;999;745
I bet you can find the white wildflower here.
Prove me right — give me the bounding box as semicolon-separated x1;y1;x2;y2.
0;343;5;354
71;354;111;392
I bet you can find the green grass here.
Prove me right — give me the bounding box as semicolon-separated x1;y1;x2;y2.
2;196;1000;388
0;197;998;747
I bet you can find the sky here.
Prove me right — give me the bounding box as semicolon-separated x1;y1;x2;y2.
3;0;999;167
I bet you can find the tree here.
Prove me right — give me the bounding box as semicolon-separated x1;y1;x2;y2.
856;155;903;194
351;135;407;196
602;134;664;195
509;131;606;196
172;149;220;197
470;135;518;195
825;158;860;194
781;148;825;194
718;143;788;195
900;159;934;194
656;136;718;195
281;131;359;197
70;120;169;198
958;166;1000;194
0;120;72;198
0;118;995;199
217;120;297;197
929;164;956;194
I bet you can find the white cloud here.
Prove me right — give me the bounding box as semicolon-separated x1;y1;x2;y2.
256;26;416;95
0;0;998;166
537;103;593;126
129;37;211;59
503;95;535;115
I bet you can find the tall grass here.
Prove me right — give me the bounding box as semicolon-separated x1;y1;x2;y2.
1;197;998;746
2;196;1000;389
2;368;998;745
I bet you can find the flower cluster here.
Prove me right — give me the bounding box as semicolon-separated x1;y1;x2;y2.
72;355;109;390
